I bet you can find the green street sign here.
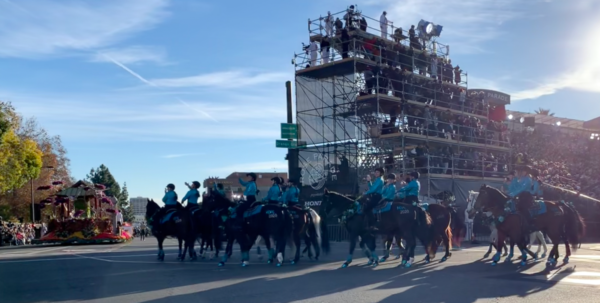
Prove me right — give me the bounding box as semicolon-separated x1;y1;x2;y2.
276;140;307;149
281;123;299;139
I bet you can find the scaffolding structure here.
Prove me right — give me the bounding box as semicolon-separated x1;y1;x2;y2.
294;7;511;200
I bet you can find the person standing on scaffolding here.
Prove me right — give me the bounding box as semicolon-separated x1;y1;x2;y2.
324;11;334;37
380;11;389;39
308;40;318;67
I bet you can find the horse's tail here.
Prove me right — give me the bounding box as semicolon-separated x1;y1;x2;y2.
318;208;331;254
446;225;453;250
563;204;585;251
307;208;327;254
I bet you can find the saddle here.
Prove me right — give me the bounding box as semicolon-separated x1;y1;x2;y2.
160;208;180;224
243;204;264;218
372;201;393;214
527;200;547;218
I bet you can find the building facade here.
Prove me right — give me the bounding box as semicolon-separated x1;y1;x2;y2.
130;197;148;226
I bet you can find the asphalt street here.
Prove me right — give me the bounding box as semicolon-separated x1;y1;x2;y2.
1;238;600;303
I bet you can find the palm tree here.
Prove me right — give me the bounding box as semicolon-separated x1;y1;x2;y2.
534;108;554;116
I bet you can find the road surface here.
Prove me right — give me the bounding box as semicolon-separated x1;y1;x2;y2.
1;239;600;302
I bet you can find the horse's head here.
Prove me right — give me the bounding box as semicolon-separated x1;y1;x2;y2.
471;184;508;217
145;199;160;220
320;189;355;218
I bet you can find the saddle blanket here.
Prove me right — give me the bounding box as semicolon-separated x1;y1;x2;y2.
372;202;393;214
160;210;179;224
244;205;263;218
529;201;547;217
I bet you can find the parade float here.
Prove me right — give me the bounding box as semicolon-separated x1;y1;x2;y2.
32;180;132;245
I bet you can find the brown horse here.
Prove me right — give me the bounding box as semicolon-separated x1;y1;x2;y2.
515;191;585;265
467;185;536;266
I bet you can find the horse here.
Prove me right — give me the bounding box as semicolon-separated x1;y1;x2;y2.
467;190;548;260
255;205;326;264
320;190;433;268
467;185;540;266
211;195;293;267
515;191;585;266
145;199;189;261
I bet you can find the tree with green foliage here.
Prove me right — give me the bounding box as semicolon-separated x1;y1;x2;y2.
535;108;554;116
87;164;134;222
118;183;135;222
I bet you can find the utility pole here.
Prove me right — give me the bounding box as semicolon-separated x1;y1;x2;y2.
285;81;299;181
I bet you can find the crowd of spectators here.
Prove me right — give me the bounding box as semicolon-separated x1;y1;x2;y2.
511;127;600;199
0;221;44;246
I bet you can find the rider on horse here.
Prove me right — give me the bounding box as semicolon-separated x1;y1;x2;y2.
237;173;258;214
507;166;533;211
530;169;543;199
282;178;300;208
162;184;179;211
398;172;421;206
362;167;385;230
182;181;201;211
264;177;283;205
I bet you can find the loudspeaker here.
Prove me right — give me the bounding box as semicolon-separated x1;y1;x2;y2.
523;117;535;127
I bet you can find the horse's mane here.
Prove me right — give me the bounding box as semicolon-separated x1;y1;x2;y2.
481;185;509;205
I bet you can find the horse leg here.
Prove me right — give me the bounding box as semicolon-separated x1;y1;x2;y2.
504;239;516;263
395;236;404;260
491;232;505;266
367;235;379;268
342;233;357;268
440;229;452;262
292;232;301;265
177;237;185;261
402;230;417;267
157;236;165;261
539;232;548;259
380;234;392;262
308;228;320;261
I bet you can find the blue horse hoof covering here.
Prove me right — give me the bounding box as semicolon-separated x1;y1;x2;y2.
405;263;412;268
379;257;387;263
291;261;296;265
372;262;379;268
267;260;272;264
441;257;447;262
563;257;569;264
341;263;349;268
218;262;224;267
520;261;527;266
277;263;282;267
491;261;497;266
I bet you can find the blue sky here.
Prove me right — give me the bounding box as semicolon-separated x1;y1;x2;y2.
1;0;599;202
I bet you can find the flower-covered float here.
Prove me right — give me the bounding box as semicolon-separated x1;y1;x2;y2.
33;180;132;245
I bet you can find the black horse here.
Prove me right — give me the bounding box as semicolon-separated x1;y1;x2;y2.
211;195;293;267
146;199;189;261
320;190;434;268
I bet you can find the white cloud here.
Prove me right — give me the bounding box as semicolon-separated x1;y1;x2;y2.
378;0;525;54
150;71;289;88
0;0;170;58
210;161;288;173
510;18;600;101
92;46;167;65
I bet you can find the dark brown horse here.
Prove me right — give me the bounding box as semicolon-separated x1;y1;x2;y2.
394;198;454;262
467;185;536;266
515;191;585;265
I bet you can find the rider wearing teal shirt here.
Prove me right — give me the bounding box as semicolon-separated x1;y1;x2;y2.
399;172;421;205
381;174;397;201
182;181;201;209
162;184;179;206
509;173;532;198
283;179;300;207
363;168;385;231
239;173;257;203
263;177;282;204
